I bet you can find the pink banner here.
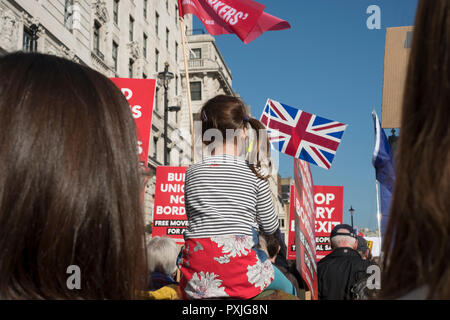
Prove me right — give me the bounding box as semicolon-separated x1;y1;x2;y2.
178;0;290;44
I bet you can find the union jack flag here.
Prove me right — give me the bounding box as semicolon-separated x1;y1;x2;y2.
260;99;347;170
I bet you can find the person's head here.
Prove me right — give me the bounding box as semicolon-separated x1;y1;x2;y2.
329;225;357;250
147;236;179;276
200;94;272;179
381;0;450;300
260;233;281;263
0;52;146;299
356;236;370;260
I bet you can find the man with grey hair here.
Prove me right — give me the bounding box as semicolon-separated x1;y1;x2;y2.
147;236;180;291
318;224;375;300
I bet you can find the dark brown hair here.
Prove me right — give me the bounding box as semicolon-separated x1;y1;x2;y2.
0;52;147;299
262;232;282;259
200;94;272;179
381;0;450;299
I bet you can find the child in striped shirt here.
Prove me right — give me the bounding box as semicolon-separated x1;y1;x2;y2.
179;95;297;299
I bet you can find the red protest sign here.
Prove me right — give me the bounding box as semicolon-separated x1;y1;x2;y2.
152;166;188;244
110;78;156;164
287;184;296;260
293;158;318;300
314;186;344;261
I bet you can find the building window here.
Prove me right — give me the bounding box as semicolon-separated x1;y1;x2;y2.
23;27;37;52
279;219;285;229
129;16;134;42
281;184;290;203
155;12;159;36
113;0;119;25
166;28;169;50
175;5;179;25
405;31;413;49
112;41;118;73
167;148;172;164
143;73;147;79
129;59;134;78
175;75;178;95
64;0;74;32
93;21;101;56
179;150;183;166
155;49;159;71
143;33;148;58
190;48;202;60
193;112;201;121
155;87;159;111
190;81;202;101
166;0;169;11
153;137;158;159
175;41;178;62
143;0;148;19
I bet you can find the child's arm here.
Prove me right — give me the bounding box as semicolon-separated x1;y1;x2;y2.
255;179;279;234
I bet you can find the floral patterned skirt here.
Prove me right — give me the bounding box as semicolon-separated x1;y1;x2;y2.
179;234;275;299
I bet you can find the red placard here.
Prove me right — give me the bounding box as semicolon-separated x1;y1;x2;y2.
314;186;344;261
287;184;296;260
110;78;156;164
293;158;318;300
151;166;188;244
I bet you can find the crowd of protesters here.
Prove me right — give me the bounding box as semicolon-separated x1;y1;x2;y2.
0;0;448;300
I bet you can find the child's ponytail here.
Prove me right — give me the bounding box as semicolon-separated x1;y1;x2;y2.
246;117;273;180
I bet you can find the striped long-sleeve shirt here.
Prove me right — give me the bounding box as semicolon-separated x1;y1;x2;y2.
183;154;279;239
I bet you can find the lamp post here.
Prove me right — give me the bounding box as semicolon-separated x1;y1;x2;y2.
157;62;174;165
349;206;355;230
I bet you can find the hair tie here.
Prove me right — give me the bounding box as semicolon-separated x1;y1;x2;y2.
201;110;208;121
243;115;250;122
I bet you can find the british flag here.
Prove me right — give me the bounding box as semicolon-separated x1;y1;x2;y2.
260;99;347;170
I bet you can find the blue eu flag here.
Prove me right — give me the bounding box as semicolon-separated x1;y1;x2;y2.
372;111;396;241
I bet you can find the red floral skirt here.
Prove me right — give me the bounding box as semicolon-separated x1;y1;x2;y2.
179;235;274;299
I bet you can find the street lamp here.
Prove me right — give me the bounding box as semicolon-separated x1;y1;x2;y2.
157;62;174;165
349;206;355;230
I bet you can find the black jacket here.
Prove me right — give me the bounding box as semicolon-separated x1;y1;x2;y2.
318;247;374;300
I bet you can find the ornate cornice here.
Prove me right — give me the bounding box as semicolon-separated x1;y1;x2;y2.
92;0;109;24
20;11;45;37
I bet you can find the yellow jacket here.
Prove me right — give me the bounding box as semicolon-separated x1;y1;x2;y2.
141;284;182;300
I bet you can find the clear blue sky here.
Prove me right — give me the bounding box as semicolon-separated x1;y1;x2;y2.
193;0;418;231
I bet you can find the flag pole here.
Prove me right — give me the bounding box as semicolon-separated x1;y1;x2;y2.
179;16;195;164
375;180;382;234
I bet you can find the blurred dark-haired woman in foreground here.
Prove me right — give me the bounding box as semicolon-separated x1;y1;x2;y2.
381;0;450;300
0;52;147;299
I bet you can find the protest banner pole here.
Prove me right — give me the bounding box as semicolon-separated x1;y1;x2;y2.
179;16;195;163
375;180;383;250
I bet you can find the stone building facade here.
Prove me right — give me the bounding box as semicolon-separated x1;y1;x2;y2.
179;31;234;132
268;173;288;245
